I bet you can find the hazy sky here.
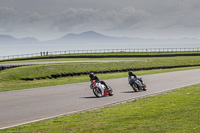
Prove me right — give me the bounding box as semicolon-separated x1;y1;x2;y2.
0;0;200;40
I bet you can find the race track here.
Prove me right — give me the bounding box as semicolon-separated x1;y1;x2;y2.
0;69;200;129
0;60;138;66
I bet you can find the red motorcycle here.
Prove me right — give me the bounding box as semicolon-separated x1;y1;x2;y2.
90;80;113;97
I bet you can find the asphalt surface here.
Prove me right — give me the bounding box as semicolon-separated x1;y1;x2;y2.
0;60;138;66
0;69;200;129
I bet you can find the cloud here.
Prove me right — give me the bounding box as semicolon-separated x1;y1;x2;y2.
51;6;151;33
0;6;51;34
50;1;200;34
0;7;17;31
52;7;97;31
1;0;200;39
0;7;16;19
25;12;43;23
111;6;151;30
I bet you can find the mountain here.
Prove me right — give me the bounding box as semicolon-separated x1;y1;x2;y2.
45;31;119;44
0;34;39;44
44;31;160;44
1;31;200;45
60;31;110;40
0;34;17;42
45;31;200;44
20;37;39;42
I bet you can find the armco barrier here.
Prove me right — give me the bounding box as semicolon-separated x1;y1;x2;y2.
1;53;200;63
20;64;200;81
1;47;200;61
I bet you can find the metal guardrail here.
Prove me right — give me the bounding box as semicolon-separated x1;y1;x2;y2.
0;47;200;61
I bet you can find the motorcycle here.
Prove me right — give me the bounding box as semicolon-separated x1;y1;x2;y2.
90;80;113;97
128;76;147;92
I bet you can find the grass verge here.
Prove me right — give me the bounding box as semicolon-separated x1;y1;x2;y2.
0;66;200;92
2;56;200;80
1;83;200;132
1;55;200;92
1;51;200;64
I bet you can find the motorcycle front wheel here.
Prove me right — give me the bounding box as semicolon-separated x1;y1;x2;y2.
142;83;147;91
107;86;114;96
143;85;147;91
93;87;102;97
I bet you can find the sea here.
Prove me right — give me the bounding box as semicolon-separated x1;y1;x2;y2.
0;43;200;58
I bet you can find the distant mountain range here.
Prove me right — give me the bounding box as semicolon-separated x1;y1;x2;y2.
0;34;39;44
0;31;200;45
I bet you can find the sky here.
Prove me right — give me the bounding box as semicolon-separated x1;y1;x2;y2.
0;0;200;40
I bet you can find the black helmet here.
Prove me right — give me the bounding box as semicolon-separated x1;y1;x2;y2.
128;71;133;76
89;73;95;78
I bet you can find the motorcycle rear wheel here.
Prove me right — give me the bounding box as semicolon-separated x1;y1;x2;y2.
131;84;139;92
93;87;102;97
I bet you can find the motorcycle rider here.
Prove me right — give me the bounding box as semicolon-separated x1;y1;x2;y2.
128;71;147;91
128;71;137;79
89;73;109;90
128;71;144;84
128;71;144;85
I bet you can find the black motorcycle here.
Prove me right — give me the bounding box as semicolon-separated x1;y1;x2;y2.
128;76;147;92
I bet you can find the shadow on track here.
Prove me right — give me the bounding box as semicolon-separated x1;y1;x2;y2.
80;96;98;99
121;91;135;93
121;90;144;93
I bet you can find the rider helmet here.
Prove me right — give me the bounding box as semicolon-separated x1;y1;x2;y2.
89;73;95;78
128;71;133;76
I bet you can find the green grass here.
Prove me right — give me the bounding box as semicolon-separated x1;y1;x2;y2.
0;66;200;92
1;56;200;80
1;56;200;92
1;51;200;64
1;51;200;132
0;58;140;64
1;84;200;133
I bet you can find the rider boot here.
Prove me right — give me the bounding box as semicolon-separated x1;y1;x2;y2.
100;81;110;90
104;84;110;90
